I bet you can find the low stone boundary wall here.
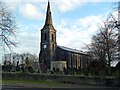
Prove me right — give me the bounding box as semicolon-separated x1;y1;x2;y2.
2;72;119;87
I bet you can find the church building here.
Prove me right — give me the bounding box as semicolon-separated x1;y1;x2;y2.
39;1;90;71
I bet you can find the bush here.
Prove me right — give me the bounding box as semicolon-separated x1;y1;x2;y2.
16;66;21;71
28;66;34;73
2;65;12;72
21;66;25;73
2;72;119;87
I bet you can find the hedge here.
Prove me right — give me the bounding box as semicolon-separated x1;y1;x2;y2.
2;72;119;87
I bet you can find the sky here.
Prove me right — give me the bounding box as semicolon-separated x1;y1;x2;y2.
0;0;119;60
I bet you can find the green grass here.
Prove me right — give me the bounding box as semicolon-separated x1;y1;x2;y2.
2;79;56;84
2;79;78;88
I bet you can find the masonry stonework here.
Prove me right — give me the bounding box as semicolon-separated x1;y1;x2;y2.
39;1;90;71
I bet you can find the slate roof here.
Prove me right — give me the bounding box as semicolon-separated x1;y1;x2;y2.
57;45;86;55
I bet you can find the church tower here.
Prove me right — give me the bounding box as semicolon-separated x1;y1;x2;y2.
39;1;57;70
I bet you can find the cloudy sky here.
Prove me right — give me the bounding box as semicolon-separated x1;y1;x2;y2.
1;0;119;57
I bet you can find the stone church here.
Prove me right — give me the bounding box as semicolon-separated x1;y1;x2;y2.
39;1;90;71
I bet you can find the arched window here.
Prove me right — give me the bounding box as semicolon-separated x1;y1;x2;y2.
52;34;54;41
52;44;54;50
44;33;47;40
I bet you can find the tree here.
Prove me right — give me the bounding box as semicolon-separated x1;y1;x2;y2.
2;52;38;72
88;60;106;76
109;1;120;61
0;1;17;51
116;61;120;70
2;53;20;71
19;52;38;72
90;20;118;75
20;52;38;64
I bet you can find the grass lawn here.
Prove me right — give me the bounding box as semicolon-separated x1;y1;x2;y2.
2;79;80;88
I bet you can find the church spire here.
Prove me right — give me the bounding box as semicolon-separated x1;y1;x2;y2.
44;1;53;27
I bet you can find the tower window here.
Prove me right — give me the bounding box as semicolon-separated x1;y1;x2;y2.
52;34;54;41
44;33;47;40
52;44;54;50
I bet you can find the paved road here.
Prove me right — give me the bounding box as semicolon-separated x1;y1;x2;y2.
1;85;120;90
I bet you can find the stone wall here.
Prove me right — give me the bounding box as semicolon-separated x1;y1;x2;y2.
2;72;119;87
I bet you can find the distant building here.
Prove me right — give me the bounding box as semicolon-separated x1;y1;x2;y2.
39;1;90;71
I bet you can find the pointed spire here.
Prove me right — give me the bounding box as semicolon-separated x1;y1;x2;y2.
47;0;51;14
44;1;53;27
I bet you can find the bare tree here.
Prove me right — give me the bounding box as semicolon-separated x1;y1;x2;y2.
90;20;118;75
20;52;38;64
89;2;120;75
0;1;17;51
105;1;120;62
112;1;120;61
